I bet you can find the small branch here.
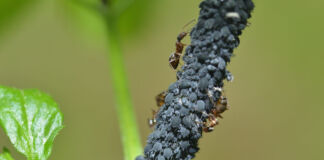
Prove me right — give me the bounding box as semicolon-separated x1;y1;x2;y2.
105;20;143;160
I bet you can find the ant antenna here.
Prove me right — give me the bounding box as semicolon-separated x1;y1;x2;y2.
182;19;196;33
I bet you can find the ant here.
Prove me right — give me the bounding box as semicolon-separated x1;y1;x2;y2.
147;91;167;128
196;112;219;133
196;87;229;133
148;109;157;128
200;97;228;133
202;114;219;132
169;32;187;69
211;95;229;118
155;91;166;107
207;87;229;118
169;19;196;69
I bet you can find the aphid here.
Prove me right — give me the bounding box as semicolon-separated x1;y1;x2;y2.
207;87;222;103
148;109;158;128
169;19;196;69
155;91;166;107
225;12;240;19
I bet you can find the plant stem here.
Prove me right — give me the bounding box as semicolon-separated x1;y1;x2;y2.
105;20;142;160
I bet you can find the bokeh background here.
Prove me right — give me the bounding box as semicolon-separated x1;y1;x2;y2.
0;0;323;159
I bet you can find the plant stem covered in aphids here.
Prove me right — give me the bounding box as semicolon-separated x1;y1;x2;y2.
137;0;254;159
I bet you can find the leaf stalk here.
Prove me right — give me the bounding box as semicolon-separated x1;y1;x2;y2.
105;20;143;160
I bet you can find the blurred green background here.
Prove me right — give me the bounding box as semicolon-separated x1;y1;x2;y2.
0;0;323;159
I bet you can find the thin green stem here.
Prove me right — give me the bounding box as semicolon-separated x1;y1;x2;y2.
105;20;142;160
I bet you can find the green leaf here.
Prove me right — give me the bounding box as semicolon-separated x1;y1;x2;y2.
0;86;64;160
0;148;14;160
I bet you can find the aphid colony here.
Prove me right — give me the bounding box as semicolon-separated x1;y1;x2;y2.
148;21;231;133
148;66;230;133
139;0;256;158
148;88;229;133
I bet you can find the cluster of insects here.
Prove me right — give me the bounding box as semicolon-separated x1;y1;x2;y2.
147;20;195;128
148;87;230;133
147;20;230;133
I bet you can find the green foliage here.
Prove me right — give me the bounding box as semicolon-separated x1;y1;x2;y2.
60;0;154;44
61;0;107;45
0;86;64;160
60;0;153;159
106;24;142;160
0;148;14;160
0;0;36;36
59;0;156;159
59;0;154;159
117;0;153;38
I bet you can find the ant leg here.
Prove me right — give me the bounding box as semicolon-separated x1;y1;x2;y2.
203;126;214;132
148;118;156;128
196;120;213;133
